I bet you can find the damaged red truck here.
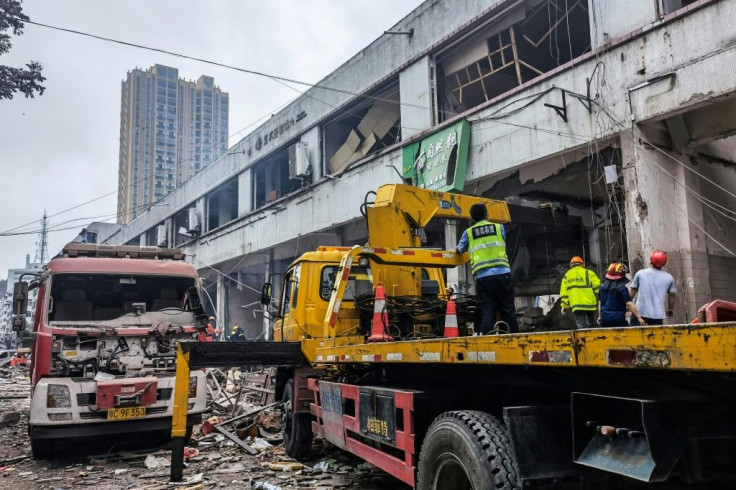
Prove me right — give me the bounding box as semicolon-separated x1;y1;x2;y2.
12;244;209;458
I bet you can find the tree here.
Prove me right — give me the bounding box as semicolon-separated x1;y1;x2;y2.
0;0;44;100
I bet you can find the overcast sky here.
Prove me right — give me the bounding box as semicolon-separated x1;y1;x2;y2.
0;0;420;278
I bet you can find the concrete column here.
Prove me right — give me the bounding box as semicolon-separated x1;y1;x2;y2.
673;157;712;318
399;56;433;139
164;218;173;247
196;196;206;233
216;273;228;336
301;126;322;181
445;221;471;295
588;226;606;276
237;170;252;217
621;132;709;321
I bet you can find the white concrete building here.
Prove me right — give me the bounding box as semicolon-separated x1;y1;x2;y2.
105;0;736;337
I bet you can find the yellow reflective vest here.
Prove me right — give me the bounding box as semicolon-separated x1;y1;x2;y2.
467;221;509;275
560;266;600;312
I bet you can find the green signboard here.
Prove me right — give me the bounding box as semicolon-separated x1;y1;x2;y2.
402;119;470;192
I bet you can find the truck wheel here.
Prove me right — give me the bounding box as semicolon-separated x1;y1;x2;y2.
282;379;312;458
417;410;519;490
31;437;55;459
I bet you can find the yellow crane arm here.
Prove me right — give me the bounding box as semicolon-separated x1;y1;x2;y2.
366;184;510;249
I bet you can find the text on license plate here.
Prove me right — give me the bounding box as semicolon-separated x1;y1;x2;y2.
107;406;146;421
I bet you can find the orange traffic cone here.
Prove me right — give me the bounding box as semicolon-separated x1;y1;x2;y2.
367;282;393;342
443;298;459;338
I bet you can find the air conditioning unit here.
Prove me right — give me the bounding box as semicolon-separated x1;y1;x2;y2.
156;225;168;247
288;141;311;179
187;207;201;234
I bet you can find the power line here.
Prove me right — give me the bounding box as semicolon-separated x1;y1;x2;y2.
25;20;437;113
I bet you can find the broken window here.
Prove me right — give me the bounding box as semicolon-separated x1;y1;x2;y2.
252;143;305;210
173;203;199;246
48;273;196;322
323;80;401;175
483;147;626;303
144;222;165;247
437;0;591;121
207;178;238;231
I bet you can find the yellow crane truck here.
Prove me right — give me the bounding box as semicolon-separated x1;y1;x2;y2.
170;184;736;489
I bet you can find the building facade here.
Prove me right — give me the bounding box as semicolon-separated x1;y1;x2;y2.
106;0;736;338
117;64;229;224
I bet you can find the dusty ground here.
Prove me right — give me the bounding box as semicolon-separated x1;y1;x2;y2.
0;368;409;490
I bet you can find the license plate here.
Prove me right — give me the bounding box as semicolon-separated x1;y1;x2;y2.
107;406;146;421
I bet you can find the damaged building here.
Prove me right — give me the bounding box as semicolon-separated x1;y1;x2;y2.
106;0;736;336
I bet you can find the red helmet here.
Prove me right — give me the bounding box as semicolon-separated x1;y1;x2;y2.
606;262;629;280
650;250;668;268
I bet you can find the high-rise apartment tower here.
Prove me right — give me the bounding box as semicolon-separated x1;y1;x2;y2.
117;64;229;224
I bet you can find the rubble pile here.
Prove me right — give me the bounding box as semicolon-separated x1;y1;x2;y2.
516;298;577;332
0;364;410;489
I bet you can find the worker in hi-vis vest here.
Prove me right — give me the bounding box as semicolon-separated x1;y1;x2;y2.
456;203;518;334
560;256;601;329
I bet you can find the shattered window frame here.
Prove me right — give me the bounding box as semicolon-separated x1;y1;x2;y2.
251;142;303;210
322;79;402;176
435;0;591;122
206;178;239;232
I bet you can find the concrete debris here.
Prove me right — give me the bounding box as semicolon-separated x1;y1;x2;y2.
145;455;162;470
250;480;283;490
0;412;21;428
250;438;273;452
255;411;282;433
213;462;245;474
516;298;576;332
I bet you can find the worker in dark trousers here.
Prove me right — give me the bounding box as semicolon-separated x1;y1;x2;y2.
598;262;645;328
456;203;518;334
560;256;601;329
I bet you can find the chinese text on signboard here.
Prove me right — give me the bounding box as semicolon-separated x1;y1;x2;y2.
402;119;470;193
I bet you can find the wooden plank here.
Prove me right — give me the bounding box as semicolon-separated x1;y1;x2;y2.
214;425;258;455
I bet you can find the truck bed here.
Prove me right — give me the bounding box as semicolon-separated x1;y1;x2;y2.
313;322;736;372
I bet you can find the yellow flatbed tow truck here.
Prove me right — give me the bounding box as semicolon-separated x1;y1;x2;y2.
170;185;736;489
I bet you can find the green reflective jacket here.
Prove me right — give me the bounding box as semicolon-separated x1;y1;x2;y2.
560;266;601;312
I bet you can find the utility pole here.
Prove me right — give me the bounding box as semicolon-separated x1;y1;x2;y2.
34;211;49;264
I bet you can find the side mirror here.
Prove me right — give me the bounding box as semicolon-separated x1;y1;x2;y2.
261;282;273;306
186;286;203;311
13;282;29;316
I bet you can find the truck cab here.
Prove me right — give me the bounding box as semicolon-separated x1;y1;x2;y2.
274;247;449;351
20;244;208;458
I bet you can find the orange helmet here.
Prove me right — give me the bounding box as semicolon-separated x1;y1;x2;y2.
569;256;584;267
651;250;667;268
606;262;629;280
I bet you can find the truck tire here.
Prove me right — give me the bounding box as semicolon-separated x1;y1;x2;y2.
31;437;55;459
282;379;312;458
417;410;520;490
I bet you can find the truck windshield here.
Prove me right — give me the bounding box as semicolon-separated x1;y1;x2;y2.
48;273;196;323
320;266;373;301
